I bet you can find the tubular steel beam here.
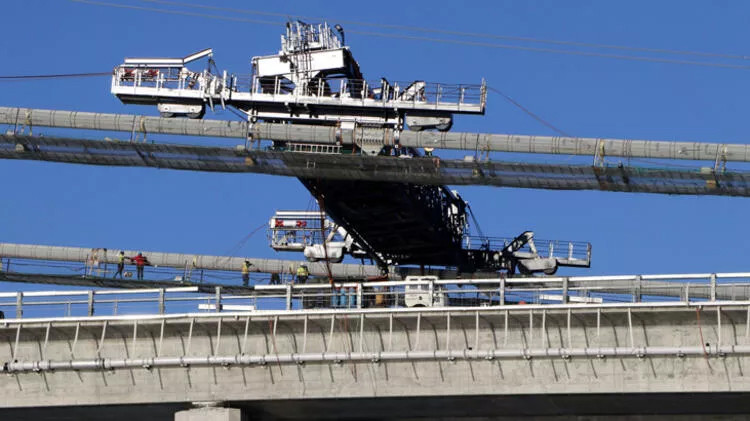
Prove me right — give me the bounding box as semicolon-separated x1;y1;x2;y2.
7;345;750;373
2;134;748;196
0;242;384;280
400;131;750;164
0;242;497;285
2;106;750;163
0;106;248;138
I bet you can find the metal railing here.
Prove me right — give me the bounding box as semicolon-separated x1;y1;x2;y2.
112;67;229;96
0;286;203;319
0;257;279;285
112;68;485;110
463;236;591;263
3;272;750;319
247;76;486;107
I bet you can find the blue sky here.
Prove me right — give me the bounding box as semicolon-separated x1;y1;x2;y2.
2;0;750;293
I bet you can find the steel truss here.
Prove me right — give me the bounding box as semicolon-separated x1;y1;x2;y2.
2;134;749;197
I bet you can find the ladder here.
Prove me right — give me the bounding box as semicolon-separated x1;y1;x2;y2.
287;143;342;154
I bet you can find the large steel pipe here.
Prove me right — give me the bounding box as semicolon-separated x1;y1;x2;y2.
399;131;750;163
0;106;248;138
6;345;750;373
2;106;750;163
0;242;385;280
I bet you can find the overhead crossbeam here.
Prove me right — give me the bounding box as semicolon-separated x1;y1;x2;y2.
2;134;749;196
3;106;750;163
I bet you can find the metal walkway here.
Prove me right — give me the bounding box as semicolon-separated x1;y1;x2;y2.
4;268;750;319
0;272;254;295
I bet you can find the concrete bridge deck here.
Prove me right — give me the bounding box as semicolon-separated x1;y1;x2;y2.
3;303;750;419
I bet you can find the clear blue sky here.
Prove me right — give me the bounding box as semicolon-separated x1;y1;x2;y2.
2;0;750;292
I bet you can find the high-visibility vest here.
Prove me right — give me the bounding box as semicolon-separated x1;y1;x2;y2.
297;266;308;277
242;262;251;274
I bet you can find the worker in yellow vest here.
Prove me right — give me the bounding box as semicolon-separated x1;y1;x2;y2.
113;251;126;279
296;264;309;284
241;260;252;286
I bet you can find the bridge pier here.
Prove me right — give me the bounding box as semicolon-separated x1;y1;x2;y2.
175;404;243;421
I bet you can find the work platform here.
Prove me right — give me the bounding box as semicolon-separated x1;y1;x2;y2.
111;22;486;131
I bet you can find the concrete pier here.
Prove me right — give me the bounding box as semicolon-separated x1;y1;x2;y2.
175;406;243;421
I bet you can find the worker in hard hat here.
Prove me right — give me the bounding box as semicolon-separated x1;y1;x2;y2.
241;260;253;287
113;251;126;279
296;264;309;284
424;147;434;156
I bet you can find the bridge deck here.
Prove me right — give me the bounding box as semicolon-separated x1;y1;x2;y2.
3;304;750;419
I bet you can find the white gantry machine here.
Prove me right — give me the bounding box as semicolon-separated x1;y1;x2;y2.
109;21;588;276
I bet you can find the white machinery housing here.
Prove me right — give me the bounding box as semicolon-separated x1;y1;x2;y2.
112;21;486;133
404;276;446;307
268;210;367;263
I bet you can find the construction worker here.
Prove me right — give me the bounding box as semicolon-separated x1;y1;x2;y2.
129;252;150;281
113;251;126;279
296;264;309;284
241;260;252;287
424;147;434;157
270;273;281;285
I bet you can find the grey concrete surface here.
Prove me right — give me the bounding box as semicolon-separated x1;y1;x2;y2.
175;406;243;421
2;306;750;418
